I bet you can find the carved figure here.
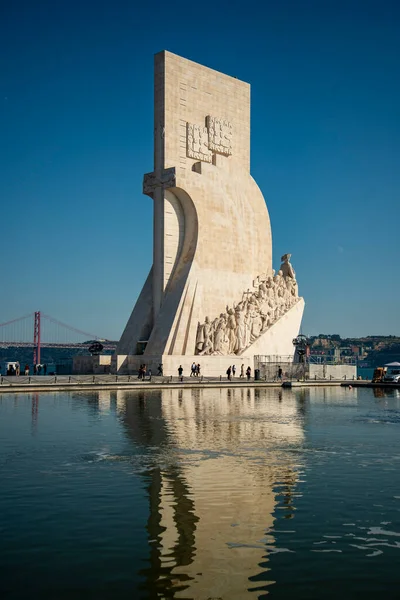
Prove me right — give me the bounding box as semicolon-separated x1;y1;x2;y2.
280;253;296;279
244;304;252;349
226;307;237;354
195;257;300;356
196;317;214;355
280;253;298;302
214;314;228;354
250;304;263;342
235;302;247;353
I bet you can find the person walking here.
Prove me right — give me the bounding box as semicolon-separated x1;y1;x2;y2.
277;366;283;381
196;364;201;377
240;364;244;378
232;365;236;378
178;365;183;380
246;366;251;381
226;366;232;381
24;364;29;376
157;363;163;376
43;364;47;376
190;362;196;377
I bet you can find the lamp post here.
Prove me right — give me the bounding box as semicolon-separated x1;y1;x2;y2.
292;334;309;381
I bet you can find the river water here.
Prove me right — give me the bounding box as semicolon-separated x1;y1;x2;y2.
1;386;400;599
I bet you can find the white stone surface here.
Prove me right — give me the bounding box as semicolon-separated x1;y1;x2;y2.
116;51;304;368
73;355;111;375
115;299;303;376
308;364;356;380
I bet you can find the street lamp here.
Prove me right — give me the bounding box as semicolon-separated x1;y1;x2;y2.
292;334;309;380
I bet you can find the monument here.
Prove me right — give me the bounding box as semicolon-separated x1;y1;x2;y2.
114;51;304;375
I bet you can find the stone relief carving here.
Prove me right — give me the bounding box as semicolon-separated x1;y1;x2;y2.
195;254;300;356
143;167;176;195
206;116;233;155
186;123;212;163
186;116;233;162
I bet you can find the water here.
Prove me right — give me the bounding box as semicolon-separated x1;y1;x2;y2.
1;386;400;599
357;367;374;380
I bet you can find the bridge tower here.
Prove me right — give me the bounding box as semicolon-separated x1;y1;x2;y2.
33;311;41;365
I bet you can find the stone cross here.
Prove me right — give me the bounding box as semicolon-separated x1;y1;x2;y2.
143;167;176;196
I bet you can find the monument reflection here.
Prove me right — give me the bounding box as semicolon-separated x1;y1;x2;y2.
119;387;305;598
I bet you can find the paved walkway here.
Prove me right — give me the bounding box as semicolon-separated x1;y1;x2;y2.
0;373;359;393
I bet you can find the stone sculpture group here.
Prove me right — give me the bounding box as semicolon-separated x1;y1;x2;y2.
195;254;300;356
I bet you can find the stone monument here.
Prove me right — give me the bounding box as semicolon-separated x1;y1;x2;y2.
115;51;304;375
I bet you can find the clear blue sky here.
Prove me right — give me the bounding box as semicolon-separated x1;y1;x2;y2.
1;0;399;340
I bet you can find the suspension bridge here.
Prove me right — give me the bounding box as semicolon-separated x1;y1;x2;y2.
0;312;116;363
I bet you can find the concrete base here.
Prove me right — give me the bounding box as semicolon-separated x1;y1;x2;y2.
73;355;112;375
112;299;304;376
113;353;249;378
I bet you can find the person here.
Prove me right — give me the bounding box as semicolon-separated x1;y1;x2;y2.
196;364;201;377
138;365;143;379
226;366;232;381
246;366;251;381
157;363;163;376
43;364;47;376
37;365;42;375
178;365;183;380
277;366;283;380
190;362;196;377
148;368;152;381
232;365;236;378
24;364;29;376
33;364;37;375
240;364;244;378
16;364;20;376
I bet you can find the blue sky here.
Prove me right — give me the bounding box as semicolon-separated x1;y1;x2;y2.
1;0;399;340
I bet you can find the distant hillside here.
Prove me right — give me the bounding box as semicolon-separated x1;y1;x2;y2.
364;343;400;367
308;334;400;367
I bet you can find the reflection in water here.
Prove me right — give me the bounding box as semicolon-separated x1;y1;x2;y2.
373;387;400;400
297;385;359;403
4;387;400;599
118;387;305;598
31;392;39;433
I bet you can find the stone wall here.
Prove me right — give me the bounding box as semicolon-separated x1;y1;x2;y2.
73;355;111;375
308;364;356;380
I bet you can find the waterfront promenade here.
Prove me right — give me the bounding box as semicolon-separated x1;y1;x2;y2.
1;373;396;393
